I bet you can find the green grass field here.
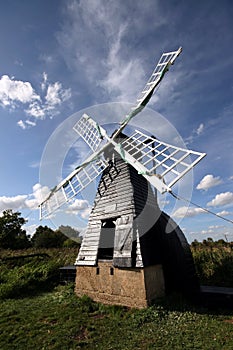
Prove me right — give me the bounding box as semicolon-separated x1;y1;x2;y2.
1;284;233;350
1;247;233;350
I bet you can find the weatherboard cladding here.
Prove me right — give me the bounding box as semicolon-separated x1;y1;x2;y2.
76;154;158;267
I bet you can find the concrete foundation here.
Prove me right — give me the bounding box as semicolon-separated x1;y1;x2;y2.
75;260;165;308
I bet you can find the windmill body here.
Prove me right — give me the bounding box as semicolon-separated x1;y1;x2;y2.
74;141;199;307
40;47;204;307
74;144;167;307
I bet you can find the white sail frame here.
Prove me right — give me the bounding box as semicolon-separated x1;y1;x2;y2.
117;129;206;193
39;157;108;219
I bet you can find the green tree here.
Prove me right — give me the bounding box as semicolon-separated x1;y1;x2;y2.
216;239;228;247
0;209;30;249
191;239;201;249
31;226;67;248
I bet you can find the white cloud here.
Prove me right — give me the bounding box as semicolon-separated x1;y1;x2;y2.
208;225;224;229
45;82;63;106
196;174;222;190
25;120;36;127
173;206;205;218
185;122;205;144
200;229;214;235
99;24;146;103
0;194;28;212
17;120;26;130
196;123;204;135
216;210;230;216
41;72;48;91
56;0;166;105
25;80;71;122
0;73;71;129
0;75;40;107
26;183;50;210
189;224;233;242
23;224;37;237
25;101;46;119
0;183;50;214
207;192;233;207
65;198;91;219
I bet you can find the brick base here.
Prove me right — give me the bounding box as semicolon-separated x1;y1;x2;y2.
75;261;165;308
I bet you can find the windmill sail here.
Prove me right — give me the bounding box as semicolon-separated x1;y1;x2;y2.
117;47;182;134
113;129;206;194
40;116;112;219
135;47;182;109
73;113;107;152
39;157;108;219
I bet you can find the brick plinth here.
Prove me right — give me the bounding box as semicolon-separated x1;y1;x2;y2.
75;261;165;308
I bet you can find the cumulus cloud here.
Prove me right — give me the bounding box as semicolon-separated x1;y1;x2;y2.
207;192;233;207
196;174;222;190
0;73;71;129
24;76;71;124
65;198;91;219
26;183;50;210
0;183;50;213
0;194;28;212
25;101;46;119
0;184;90;221
173;206;205;218
0;75;40;107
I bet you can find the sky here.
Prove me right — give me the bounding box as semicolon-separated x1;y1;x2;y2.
1;0;233;243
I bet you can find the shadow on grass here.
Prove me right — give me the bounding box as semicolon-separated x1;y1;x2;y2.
151;290;233;316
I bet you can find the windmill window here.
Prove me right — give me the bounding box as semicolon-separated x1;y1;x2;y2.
97;218;117;260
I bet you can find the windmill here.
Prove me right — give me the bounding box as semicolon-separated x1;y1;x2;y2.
40;47;206;308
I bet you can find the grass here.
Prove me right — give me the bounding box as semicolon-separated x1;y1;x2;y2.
1;283;233;350
1;247;233;349
191;246;233;287
0;248;78;299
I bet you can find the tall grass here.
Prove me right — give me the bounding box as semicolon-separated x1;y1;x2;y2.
191;246;233;287
0;248;78;299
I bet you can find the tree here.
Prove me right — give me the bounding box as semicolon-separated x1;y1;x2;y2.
191;239;201;249
0;209;30;249
31;226;67;248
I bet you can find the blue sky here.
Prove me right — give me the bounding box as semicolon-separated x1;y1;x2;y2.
1;0;233;242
